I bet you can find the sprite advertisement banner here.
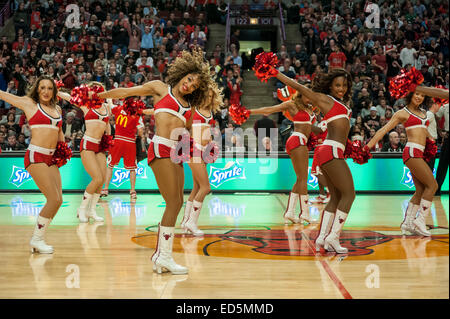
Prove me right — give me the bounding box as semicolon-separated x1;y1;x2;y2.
1;156;448;192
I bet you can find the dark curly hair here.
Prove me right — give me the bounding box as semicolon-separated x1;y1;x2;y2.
166;48;211;107
27;75;58;107
312;68;353;105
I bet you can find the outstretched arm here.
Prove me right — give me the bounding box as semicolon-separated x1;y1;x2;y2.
97;80;166;99
250;101;292;116
275;72;331;110
415;86;449;99
366;110;406;149
0;90;35;113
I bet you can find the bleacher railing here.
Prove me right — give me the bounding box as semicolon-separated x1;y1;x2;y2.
225;2;231;51
278;1;286;44
0;0;13;27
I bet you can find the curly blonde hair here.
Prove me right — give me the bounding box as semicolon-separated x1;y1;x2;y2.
291;84;314;111
166;48;211;107
202;81;223;114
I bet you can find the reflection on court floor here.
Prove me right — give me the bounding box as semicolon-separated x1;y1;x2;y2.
0;193;448;299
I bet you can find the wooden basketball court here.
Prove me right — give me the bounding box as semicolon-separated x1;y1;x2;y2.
0;193;448;299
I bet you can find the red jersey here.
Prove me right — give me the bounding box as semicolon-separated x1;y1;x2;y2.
112;105;144;143
328;52;347;69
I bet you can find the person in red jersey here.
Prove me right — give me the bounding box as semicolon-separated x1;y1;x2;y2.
366;87;448;237
0;76;64;254
58;82;112;223
246;85;322;225
275;68;354;254
181;83;223;236
98;49;211;275
101;99;147;202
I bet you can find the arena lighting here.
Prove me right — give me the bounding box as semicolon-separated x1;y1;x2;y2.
250;18;258;24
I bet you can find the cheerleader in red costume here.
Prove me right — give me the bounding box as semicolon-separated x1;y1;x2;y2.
58;82;112;223
98;49;212;275
271;68;355;254
309;123;331;205
181;83;223;236
367;89;440;236
246;87;321;224
0;76;66;254
101;100;147;202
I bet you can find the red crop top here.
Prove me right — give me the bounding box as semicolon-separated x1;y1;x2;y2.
84;107;109;124
404;107;429;130
28;103;62;131
191;108;215;126
292;110;316;125
322;95;352;124
154;86;191;124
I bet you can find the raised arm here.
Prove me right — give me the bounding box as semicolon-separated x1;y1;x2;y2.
97;80;166;99
250;101;292;116
415;86;449;100
275;72;331;110
366;110;407;149
0;90;35;113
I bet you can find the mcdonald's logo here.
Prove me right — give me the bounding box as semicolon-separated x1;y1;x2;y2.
116;114;128;127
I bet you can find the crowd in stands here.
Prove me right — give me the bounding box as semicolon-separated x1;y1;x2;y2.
0;0;449;155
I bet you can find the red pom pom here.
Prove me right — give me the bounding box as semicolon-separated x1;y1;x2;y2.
100;134;114;153
307;132;318;151
253;52;280;82
123;97;146;116
203;141;220;163
345;140;372;164
423;138;437;162
228;104;250;125
52;141;73;168
70;85;105;109
389;67;424;99
54;80;64;89
344;139;354;159
432;85;449;107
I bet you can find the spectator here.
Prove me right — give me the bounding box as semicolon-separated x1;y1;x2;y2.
62;112;83;139
382;131;404;152
2;134;25;151
4;112;20;134
230;29;240;52
254;115;277;151
399;41;417;67
328;45;347;70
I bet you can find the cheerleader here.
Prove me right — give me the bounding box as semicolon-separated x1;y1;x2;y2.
366;88;441;236
0;76;64;253
98;49;211;275
274;68;355;254
58;82;112;223
247;88;320;224
309;124;331;205
181;83;223;236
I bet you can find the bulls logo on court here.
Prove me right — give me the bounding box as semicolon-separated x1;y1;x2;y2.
204;229;393;257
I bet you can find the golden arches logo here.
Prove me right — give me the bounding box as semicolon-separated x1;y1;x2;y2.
116;114;128;127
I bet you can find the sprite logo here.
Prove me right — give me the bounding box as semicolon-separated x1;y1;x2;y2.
9;166;33;188
401;167;436;189
209;161;246;188
307;166;318;189
111;163;147;187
